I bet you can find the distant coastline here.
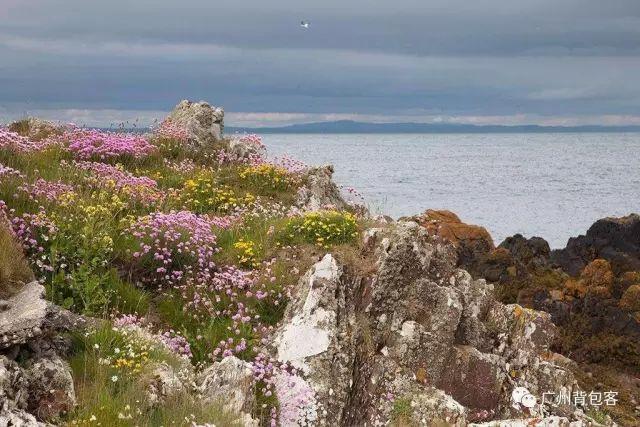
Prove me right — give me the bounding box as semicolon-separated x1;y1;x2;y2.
227;119;640;134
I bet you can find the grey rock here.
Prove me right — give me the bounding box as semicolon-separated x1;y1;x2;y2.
165;99;224;146
0;409;48;426
227;137;266;162
0;356;28;412
142;362;186;407
196;356;254;415
0;282;47;350
295;165;350;212
23;356;75;421
269;221;585;425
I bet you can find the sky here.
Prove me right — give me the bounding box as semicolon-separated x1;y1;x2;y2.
1;0;639;127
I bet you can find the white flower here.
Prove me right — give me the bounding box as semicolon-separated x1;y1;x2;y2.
114;348;120;354
89;415;97;421
93;344;99;349
111;375;118;382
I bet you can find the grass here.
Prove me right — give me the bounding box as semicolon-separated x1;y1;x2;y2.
0;222;34;298
67;325;241;426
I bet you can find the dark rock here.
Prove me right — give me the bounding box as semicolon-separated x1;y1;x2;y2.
551;213;640;276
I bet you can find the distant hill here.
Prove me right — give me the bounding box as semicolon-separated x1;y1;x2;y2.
226;120;640;134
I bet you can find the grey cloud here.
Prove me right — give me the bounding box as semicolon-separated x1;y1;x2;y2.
1;0;639;124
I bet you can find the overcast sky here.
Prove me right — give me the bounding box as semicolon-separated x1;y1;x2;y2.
1;0;639;127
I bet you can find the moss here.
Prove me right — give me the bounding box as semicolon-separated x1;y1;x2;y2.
391;397;413;423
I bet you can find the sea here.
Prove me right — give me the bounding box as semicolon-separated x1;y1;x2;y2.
263;133;640;249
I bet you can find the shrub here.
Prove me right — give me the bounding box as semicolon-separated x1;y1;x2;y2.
280;210;359;248
126;211;219;288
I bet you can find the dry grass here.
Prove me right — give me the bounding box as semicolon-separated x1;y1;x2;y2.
0;222;34;298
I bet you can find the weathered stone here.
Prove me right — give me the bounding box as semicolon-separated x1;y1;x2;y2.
227;137;266;162
196;356;254;414
23;356;75;421
0;356;28;412
295;165;350;212
411;209;495;270
0;282;47;350
269;221;583;424
0;409;48;426
165;100;224;146
142;362;186;407
551;213;640;275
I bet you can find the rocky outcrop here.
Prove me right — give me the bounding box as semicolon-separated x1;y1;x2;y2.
24;356;75;420
551;214;640;276
270;221;586;425
166;100;224;146
411;209;495;272
296;165;350;212
0;281;48;350
228;137;266;162
196;356;257;426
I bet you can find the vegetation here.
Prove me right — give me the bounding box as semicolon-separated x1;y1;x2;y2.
0;122;365;425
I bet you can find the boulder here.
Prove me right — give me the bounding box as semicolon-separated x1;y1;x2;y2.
551;214;640;276
142;362;187;407
0;281;47;350
196;356;255;415
165;100;224;146
0;409;48;426
0;356;28;412
227;137;266;162
23;356;75;421
295;165;350;212
269;221;584;424
411;209;495;271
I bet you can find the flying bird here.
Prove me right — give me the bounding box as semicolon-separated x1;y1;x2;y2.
300;20;310;29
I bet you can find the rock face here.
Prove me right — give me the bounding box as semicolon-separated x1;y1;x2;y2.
24;356;76;420
0;281;48;349
271;221;584;425
411;209;495;272
296;165;350;212
551;214;640;276
197;356;255;414
227;137;266;162
166;100;224;146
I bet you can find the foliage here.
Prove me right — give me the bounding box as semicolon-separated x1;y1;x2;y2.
280;210;359;248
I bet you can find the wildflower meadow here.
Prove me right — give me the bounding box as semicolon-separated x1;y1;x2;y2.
0;118;364;426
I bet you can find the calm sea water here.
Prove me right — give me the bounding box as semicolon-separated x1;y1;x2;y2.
263;133;640;248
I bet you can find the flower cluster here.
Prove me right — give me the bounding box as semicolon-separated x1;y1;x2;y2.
158;330;192;359
2;205;57;274
0;163;24;179
64;128;156;160
128;211;219;287
155;118;189;142
233;239;260;268
274;369;318;425
73;161;163;204
0;127;61;153
180;172;254;213
18;179;76;202
239;163;297;192
282;210;359;248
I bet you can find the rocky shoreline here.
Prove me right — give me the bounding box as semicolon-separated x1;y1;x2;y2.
1;100;639;426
